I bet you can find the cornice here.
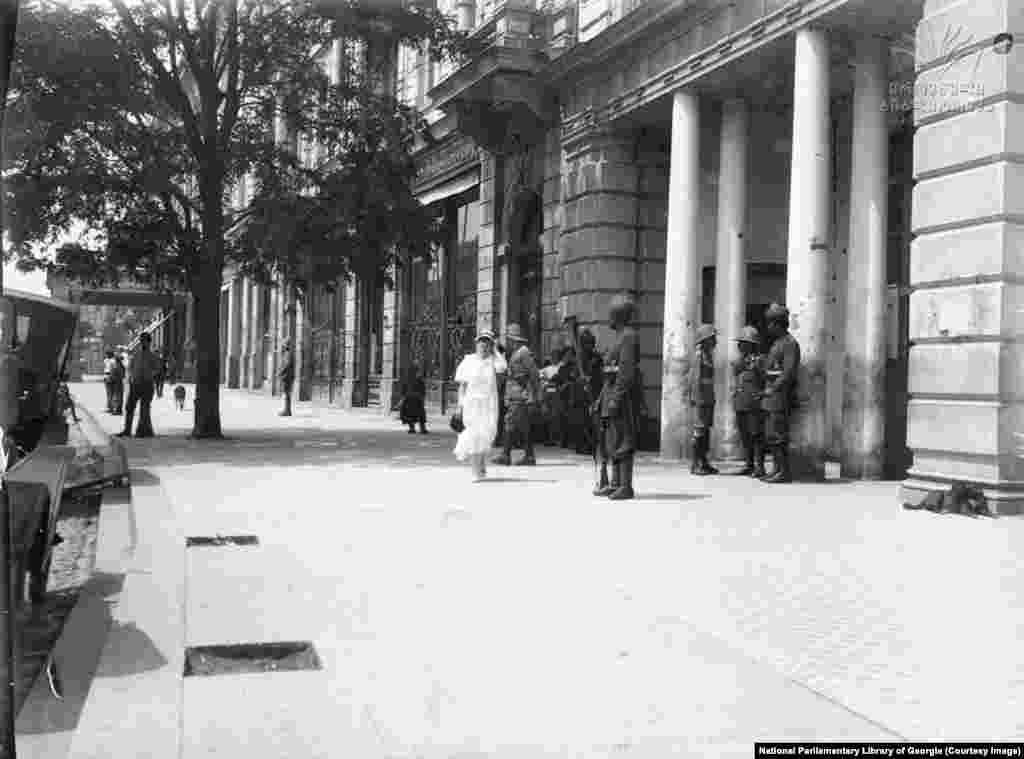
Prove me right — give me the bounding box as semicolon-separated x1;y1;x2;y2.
559;0;853;147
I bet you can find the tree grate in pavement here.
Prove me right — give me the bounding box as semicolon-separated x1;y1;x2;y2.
183;641;321;677
186;535;259;547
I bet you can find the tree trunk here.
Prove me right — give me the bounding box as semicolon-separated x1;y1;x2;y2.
299;288;315;402
191;267;223;438
192;174;226;438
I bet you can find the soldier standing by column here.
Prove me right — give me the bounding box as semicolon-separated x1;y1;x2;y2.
732;325;766;477
761;303;801;483
278;340;295;417
492;324;539;466
689;324;719;475
597;295;641;500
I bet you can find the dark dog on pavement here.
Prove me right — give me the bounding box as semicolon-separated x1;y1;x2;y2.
173;385;187;411
904;480;993;517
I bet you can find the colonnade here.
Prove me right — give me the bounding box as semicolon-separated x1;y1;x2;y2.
660;26;891;481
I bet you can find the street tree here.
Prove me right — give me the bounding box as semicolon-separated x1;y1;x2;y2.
5;0;466;436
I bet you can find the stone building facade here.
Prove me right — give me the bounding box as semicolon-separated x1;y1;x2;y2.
200;0;1024;512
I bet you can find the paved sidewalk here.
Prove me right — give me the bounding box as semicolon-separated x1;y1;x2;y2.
52;381;1024;757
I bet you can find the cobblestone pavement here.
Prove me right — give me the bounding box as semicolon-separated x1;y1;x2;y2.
71;382;1024;756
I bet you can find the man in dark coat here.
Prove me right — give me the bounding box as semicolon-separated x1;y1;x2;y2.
279;340;296;417
732;325;766;477
492;323;540;466
597;294;641;500
761;303;801;483
689;324;718;475
399;364;428;434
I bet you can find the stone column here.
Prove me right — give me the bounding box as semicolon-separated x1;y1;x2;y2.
296;292;312;402
900;1;1024;513
251;283;265;390
184;295;195;382
380;269;399;413
712;97;750;460
340;279;359;408
841;36;889;480
240;277;252;389
784;26;831;481
660;89;702;462
226;276;243;389
455;0;475;31
477;152;503;337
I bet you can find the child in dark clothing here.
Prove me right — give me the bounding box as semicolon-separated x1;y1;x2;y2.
399;365;428;434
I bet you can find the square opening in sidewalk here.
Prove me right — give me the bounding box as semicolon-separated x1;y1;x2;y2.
186;535;259;547
184;641;321;677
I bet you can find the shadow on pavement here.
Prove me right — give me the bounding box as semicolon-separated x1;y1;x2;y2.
93;621;167;677
115;427;598;473
633;493;712;502
16;571;126;735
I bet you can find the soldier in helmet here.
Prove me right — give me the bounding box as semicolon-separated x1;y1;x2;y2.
689;324;719;475
732;325;766;477
492;323;540;466
761;303;801;483
596;294;641;499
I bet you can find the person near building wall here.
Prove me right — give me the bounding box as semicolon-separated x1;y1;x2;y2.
399;363;429;434
596;295;641;500
454;331;507;482
278;340;296;417
690;324;719;476
492;324;540;466
761;303;801;484
732;325;767;478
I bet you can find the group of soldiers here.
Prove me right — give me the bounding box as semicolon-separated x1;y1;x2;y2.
689;301;801;485
486;296;802;499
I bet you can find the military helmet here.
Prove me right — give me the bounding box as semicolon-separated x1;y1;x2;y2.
608;294;637;324
695;324;717;344
764;302;790;323
736;325;760;344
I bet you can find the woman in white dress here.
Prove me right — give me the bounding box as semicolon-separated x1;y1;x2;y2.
454;330;507;481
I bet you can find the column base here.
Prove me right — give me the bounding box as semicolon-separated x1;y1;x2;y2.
339;379;356;409
227;356;240;389
900;471;1024;517
379;378;397;415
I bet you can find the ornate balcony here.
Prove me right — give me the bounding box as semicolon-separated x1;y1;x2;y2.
426;0;555;154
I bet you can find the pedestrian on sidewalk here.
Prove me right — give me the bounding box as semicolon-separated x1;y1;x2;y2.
154;350;166;399
540;347;565;446
399;363;428;434
596;295;641;500
565;318;603;458
454;331;507;482
103;349;117;413
279;340;295;417
732;325;767;477
111;354;125;415
117;332;161;438
492;341;507;447
761;303;801;483
690;324;719;476
492;324;540;467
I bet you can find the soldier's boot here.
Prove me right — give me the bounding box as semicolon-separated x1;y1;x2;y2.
492;429;513;465
279;393;293;417
751;440;766;479
734;445;755;477
515;433;537;466
407;424;416;434
593;462;613;496
763;445;793;483
700;433;719;475
419;421;428;434
689;436;702;475
692;435;716;476
608;456;635;500
606;461;622;495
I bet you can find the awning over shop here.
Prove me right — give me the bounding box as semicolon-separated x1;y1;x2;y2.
417;169;479;208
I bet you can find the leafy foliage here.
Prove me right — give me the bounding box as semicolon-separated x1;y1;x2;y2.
5;0;471;435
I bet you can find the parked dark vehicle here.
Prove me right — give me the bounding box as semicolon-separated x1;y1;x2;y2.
4;289;79;458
